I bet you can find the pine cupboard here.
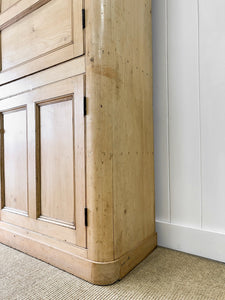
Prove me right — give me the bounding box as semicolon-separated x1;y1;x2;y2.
0;0;156;285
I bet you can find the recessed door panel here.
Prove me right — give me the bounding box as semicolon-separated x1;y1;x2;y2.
3;108;28;213
40;100;74;226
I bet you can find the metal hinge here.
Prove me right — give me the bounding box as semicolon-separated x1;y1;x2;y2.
82;9;86;29
84;208;88;227
84;96;87;116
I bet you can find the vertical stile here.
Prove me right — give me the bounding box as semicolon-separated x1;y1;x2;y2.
35;104;41;218
0;113;4;209
27;103;39;218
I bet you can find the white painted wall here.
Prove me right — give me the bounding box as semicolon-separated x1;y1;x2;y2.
152;0;225;262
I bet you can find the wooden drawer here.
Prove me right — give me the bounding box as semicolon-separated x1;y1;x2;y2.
0;0;84;84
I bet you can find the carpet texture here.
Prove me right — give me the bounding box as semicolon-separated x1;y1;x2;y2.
1;243;225;300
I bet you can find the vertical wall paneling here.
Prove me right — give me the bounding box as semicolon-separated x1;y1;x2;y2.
154;0;225;263
199;0;225;234
167;0;201;228
152;0;170;222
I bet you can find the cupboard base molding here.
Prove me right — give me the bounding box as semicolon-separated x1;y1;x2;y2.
119;233;157;280
0;222;156;285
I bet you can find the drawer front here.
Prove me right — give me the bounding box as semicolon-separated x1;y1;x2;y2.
0;0;84;84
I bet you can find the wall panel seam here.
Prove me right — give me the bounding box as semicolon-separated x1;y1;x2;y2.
197;0;203;229
165;0;171;224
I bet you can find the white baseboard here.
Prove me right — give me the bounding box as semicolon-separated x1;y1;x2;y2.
156;221;225;263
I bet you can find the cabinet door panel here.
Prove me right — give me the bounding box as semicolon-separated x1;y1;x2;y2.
0;74;86;248
40;100;75;226
3;108;28;214
0;0;83;84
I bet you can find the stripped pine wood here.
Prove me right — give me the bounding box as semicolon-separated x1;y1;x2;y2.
0;0;155;285
3;108;28;214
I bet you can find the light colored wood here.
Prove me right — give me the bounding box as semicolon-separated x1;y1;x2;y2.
0;44;74;85
72;0;83;58
3;108;28;213
40;98;75;225
85;0;114;262
120;233;157;278
0;0;51;29
0;220;87;258
0;56;85;100
0;209;78;245
112;0;155;258
0;0;155;285
0;113;4;209
0;221;155;285
0;74;86;247
27;103;39;219
73;75;86;247
0;77;82;113
1;0;19;12
0;31;1;71
0;221;118;285
85;0;155;261
0;0;83;83
2;0;72;70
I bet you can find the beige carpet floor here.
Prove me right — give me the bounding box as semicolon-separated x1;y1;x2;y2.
1;243;225;300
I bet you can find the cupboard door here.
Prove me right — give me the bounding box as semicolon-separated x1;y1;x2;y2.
0;0;84;84
0;75;86;248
